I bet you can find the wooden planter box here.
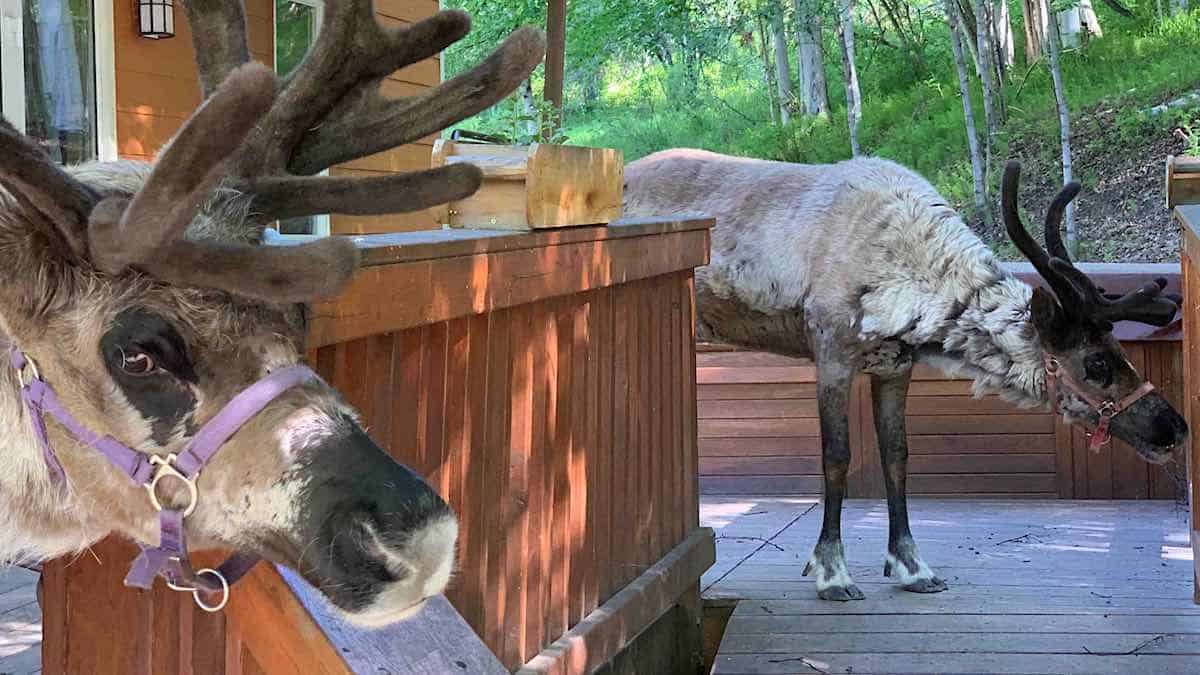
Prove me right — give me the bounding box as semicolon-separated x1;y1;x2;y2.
432;139;623;230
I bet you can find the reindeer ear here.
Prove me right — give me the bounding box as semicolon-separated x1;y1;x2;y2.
1030;287;1077;350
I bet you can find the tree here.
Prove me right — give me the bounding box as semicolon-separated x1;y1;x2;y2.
544;0;567;134
793;0;830;117
1043;0;1077;256
1021;0;1048;62
973;0;1002;173
992;0;1015;72
945;0;991;228
757;13;782;123
771;5;796;124
836;0;863;155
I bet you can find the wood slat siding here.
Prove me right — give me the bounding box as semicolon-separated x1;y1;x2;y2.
114;0;441;232
41;220;714;673
1176;204;1200;603
697;340;1184;499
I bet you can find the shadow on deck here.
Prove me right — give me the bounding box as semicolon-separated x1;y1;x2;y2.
701;497;1199;675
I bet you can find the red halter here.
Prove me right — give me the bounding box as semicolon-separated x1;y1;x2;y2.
1043;355;1156;453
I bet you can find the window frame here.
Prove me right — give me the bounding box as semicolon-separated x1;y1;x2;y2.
0;0;116;161
271;0;330;240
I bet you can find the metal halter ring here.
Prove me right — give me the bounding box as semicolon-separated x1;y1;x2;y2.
146;454;199;516
1045;358;1061;375
15;355;40;387
1098;401;1117;419
192;569;230;612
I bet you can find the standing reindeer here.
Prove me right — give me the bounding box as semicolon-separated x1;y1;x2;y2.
0;3;544;624
625;150;1188;601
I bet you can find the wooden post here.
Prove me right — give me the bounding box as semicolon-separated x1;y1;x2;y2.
543;0;566;133
1169;155;1200;603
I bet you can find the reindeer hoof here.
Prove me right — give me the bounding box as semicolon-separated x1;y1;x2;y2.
818;584;865;601
903;577;948;594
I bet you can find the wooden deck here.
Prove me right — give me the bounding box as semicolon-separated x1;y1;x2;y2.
0;566;39;675
702;497;1200;674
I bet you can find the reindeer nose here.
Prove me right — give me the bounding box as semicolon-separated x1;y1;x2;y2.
1152;409;1188;448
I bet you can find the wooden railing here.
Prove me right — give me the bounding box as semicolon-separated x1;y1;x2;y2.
41;217;716;673
1170;154;1200;603
698;262;1184;500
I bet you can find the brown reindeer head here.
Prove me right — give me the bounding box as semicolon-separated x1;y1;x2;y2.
0;3;544;625
1002;161;1187;463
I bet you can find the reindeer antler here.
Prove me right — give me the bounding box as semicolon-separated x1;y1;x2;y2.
1;3;544;304
1003;160;1179;328
183;2;545;227
1001;161;1087;315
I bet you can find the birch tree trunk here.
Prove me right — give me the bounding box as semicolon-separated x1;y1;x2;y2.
758;16;781;124
993;0;1015;71
973;0;1001;171
945;0;991;228
794;0;831;117
1021;0;1048;62
1044;0;1077;256
772;9;795;124
837;0;863;155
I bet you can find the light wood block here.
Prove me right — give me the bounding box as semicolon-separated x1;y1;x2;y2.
432;140;623;230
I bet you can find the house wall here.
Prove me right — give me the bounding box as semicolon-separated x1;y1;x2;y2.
113;0;442;233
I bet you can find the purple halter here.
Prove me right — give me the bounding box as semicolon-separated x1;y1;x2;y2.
11;346;315;611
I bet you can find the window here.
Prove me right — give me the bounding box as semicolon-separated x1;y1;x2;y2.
0;0;100;165
273;0;329;237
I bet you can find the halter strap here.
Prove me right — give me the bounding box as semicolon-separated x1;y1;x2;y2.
11;345;315;610
1044;355;1157;453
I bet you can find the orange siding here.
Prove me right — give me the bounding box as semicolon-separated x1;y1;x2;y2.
115;0;440;232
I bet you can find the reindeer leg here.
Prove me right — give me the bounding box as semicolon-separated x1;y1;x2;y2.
871;370;948;594
802;352;863;601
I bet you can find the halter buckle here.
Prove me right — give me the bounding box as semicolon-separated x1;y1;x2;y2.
146;454;198;516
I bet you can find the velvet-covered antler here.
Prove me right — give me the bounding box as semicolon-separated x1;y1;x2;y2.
181;1;546;226
1;3;544;304
1001;161;1087;316
1003;160;1179;327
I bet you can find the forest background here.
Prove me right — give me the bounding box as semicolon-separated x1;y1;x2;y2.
443;0;1200;262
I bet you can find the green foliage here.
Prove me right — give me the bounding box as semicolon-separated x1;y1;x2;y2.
442;1;1200;241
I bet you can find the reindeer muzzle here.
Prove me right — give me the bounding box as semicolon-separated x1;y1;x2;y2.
1044;355;1157;453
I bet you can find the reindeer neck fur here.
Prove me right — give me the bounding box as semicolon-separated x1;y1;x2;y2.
0;335;102;564
917;273;1049;408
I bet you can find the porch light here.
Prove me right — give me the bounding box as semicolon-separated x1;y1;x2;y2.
137;0;176;39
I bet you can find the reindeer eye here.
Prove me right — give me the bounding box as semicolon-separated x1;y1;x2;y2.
1084;353;1113;387
121;351;157;376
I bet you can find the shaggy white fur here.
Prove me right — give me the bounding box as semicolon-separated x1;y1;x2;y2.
624;149;1050;404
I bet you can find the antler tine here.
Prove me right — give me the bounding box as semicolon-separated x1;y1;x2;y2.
180;0;252;98
192;2;546;227
291;26;548;175
1001;161;1084;312
0;118;99;257
1048;259;1179;327
88;63;277;274
1042;181;1081;263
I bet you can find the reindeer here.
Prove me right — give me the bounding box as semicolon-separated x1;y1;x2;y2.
624;149;1188;601
0;3;544;624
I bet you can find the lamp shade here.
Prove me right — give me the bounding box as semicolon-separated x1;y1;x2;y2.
138;0;175;39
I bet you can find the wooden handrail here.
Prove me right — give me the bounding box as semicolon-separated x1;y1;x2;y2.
306;217;714;347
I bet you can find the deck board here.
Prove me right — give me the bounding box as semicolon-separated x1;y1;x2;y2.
703;497;1199;675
